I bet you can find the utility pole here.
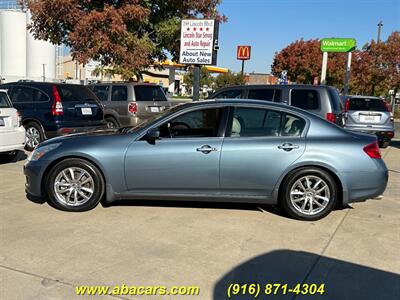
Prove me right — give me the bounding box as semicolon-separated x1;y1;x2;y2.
377;21;383;43
193;65;200;101
42;64;46;82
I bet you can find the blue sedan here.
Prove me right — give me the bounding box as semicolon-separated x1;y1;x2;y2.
24;100;388;220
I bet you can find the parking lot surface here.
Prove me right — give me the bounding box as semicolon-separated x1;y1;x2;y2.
1;139;399;299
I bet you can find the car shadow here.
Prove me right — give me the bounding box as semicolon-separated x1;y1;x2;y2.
0;150;27;164
388;139;400;149
213;250;400;300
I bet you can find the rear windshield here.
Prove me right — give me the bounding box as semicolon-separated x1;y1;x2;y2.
57;85;99;102
349;98;388;112
134;86;167;102
0;93;11;108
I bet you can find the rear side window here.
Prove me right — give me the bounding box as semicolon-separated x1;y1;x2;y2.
57;85;97;102
248;89;275;101
274;89;282;102
135;85;167;101
111;86;128;101
9;86;34;103
281;114;306;137
91;85;110;102
327;88;342;111
230;107;283;137
213;89;242;99
0;93;11;108
349;98;388;112
290;89;319;110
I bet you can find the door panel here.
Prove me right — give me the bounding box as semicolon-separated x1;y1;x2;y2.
220;137;305;196
124;138;223;193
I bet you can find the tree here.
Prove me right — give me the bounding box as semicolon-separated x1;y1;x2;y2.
214;70;245;88
271;39;347;88
183;67;214;89
24;0;225;78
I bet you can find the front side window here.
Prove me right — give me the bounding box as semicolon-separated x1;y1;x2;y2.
248;89;275;101
111;86;128;101
290;89;319;110
159;108;223;138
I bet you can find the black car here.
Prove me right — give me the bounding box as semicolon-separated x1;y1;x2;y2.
0;82;106;151
209;84;345;126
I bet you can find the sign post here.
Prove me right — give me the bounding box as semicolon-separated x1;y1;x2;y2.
320;38;356;90
179;19;218;101
237;46;251;76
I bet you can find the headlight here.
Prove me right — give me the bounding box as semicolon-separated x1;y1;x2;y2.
28;143;61;161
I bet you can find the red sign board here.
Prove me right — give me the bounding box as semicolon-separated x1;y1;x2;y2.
237;46;251;60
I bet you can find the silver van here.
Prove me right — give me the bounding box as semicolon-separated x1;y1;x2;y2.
89;83;171;128
343;95;394;148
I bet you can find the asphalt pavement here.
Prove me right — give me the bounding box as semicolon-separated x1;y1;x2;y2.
0;137;399;300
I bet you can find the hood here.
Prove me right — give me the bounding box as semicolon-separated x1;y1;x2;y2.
38;128;138;147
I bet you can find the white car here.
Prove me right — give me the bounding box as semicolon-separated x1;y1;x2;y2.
0;90;26;159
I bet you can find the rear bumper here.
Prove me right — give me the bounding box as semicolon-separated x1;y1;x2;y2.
0;127;26;153
341;159;388;204
344;126;394;141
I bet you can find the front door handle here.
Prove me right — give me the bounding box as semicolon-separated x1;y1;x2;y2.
196;145;218;154
278;143;300;152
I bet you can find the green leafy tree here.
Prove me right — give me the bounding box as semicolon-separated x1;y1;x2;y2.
183;67;214;89
214;70;245;88
25;0;226;78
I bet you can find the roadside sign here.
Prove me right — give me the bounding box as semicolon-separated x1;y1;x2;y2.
179;19;218;65
237;46;251;60
320;38;356;52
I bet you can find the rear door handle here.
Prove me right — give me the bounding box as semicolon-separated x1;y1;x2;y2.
278;143;300;151
196;145;218;154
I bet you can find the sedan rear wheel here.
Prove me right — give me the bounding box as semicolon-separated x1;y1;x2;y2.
281;168;337;221
47;159;104;212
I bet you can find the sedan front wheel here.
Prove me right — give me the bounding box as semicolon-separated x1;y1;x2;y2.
281;168;337;221
46;158;105;212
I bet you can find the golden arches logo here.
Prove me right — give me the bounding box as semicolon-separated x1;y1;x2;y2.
237;46;251;60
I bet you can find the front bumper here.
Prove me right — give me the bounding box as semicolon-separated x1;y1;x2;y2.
24;159;51;198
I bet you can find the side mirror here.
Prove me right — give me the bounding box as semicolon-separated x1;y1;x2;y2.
146;128;160;144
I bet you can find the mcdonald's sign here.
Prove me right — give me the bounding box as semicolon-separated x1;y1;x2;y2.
237;46;251;60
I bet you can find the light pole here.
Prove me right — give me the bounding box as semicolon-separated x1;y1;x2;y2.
377;21;383;43
42;64;46;82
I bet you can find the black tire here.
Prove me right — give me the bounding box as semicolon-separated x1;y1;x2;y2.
46;158;105;212
105;116;119;129
24;122;44;151
280;168;337;221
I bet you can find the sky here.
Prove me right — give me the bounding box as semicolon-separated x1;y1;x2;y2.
216;0;400;73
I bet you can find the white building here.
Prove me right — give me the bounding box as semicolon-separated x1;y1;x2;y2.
0;6;60;83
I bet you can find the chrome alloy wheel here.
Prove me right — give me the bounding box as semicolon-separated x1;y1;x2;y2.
54;167;94;206
290;175;331;216
26;127;40;148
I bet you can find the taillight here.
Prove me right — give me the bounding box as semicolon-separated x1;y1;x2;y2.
363;142;381;159
326;112;336;123
51;85;63;116
16;111;22;127
344;99;350;112
128;102;137;114
386;131;394;138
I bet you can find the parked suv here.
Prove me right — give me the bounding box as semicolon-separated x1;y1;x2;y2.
0;82;106;151
208;84;345;126
89;83;171;128
343;95;394;148
0;90;26;159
